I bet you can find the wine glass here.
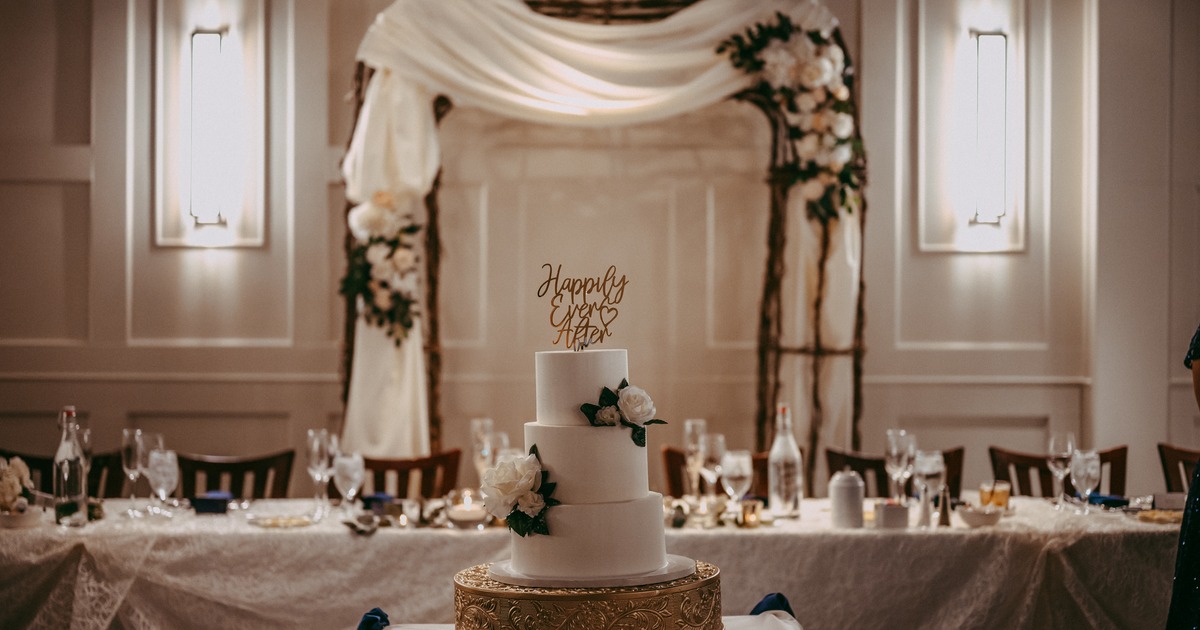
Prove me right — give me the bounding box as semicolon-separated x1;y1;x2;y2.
720;450;753;505
698;433;726;512
145;448;179;517
306;429;333;519
913;450;945;528
470;417;495;482
334;452;365;518
1070;449;1101;514
121;428;145;518
884;429;916;502
683;419;707;500
1046;431;1075;509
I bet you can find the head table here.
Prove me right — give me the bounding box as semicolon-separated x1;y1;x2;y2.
0;497;1176;629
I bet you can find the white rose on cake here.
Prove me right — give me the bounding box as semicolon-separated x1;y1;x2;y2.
617;386;656;426
594;405;622;426
480;453;542;519
516;490;545;518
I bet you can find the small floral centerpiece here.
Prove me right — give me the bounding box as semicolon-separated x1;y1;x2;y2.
0;456;35;514
341;190;423;345
580;379;667;447
480;445;560;537
717;2;864;223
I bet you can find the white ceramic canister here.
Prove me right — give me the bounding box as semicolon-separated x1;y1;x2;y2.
829;469;865;528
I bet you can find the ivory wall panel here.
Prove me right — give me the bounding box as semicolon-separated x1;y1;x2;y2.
0;0;91;145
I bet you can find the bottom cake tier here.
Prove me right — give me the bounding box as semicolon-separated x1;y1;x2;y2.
454;561;723;630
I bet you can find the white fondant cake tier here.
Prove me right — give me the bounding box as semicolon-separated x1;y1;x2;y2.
535;349;628;427
525;422;647;505
509;492;668;580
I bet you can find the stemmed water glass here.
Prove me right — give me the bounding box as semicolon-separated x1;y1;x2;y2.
1047;431;1075;509
306;429;333;520
683;419;707;501
1070;449;1101;515
720;450;753;508
144;447;179;517
334;451;365;519
121;428;145;518
913;450;945;528
884;429;916;503
698;433;726;513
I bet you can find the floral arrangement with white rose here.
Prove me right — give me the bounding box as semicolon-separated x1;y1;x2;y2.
0;456;35;514
340;190;423;345
580;379;667;447
717;3;864;223
480;445;561;537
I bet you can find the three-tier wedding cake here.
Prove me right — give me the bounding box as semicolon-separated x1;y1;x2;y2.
453;348;722;629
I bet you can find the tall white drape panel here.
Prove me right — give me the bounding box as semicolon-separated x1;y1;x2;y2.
341;0;856;462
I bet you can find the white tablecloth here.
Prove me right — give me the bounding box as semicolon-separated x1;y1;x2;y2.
0;498;1178;629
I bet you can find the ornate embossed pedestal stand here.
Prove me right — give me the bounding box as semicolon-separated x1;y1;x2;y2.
454;562;723;630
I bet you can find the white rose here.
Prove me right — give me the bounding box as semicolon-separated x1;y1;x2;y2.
830;144;853;169
617;386;656;426
824;44;846;75
595;405;621;426
372;286;393;310
796;134;821;162
371;190;395;209
760;40;797;89
516;491;545;518
365;243;390;266
832;85;850;101
799;58;835;90
391;248;417;274
347;203;390;242
831;112;855;139
480;454;542;519
800;178;826;201
787;35;816;64
796;92;819;113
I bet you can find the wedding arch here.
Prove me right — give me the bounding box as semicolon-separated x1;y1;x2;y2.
338;0;868;490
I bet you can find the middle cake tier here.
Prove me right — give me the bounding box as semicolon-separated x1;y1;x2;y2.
525;422;648;505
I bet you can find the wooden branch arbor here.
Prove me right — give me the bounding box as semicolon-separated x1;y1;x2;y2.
340;1;868;478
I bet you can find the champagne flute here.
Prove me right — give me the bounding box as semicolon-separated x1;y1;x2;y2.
121;428;145;518
698;433;726;512
145;448;179;517
470;417;495;483
720;450;753;505
1070;449;1101;515
334;451;365;519
1047;431;1075;509
683;419;707;500
306;429;333;520
884;429;916;502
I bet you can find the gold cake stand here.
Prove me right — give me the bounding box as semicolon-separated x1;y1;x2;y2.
454;561;723;630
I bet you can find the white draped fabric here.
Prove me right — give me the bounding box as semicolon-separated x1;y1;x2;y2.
341;0;853;458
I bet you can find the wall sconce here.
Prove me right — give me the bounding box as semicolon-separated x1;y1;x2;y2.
917;0;1025;253
156;0;265;248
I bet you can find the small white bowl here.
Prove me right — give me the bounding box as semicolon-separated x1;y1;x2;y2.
956;504;1003;528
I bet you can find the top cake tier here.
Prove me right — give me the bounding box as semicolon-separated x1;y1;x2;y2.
535;349;628;426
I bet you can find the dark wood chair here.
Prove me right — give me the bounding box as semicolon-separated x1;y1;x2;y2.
178;450;294;499
989;445;1127;497
361;450;461;499
1159;443;1200;493
0;448;124;498
662;446;775;499
0;448;54;494
825;446;964;499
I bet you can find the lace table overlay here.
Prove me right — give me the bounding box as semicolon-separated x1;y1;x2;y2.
454;562;722;629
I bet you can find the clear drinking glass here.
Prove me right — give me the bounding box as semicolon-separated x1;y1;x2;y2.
470;417;495;483
145;448;179;517
121;428;145;518
306;429;333;520
683;419;707;500
884;429;916;502
720;450;753;504
334;452;365;518
698;433;726;512
1046;431;1075;509
1070;449;1101;514
913;449;945;527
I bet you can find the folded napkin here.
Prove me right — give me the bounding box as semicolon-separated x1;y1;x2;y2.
749;592;795;617
1087;494;1129;509
358;607;389;630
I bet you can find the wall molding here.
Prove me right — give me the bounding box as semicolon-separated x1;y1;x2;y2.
0;371;339;384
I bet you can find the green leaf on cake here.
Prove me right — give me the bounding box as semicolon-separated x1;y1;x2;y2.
619;378;629;390
643;419;667;426
540;481;556;498
507;509;533;537
531;516;550;536
529;444;540;460
580;403;601;426
599;387;619;408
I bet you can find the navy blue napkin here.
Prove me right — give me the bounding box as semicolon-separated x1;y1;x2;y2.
193;490;232;514
1087;494;1128;509
358;607;389;630
361;493;394;515
749;592;794;617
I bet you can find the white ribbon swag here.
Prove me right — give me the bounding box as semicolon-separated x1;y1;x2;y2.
341;0;860;472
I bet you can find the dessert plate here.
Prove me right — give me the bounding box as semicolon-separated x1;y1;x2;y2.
487;554;697;588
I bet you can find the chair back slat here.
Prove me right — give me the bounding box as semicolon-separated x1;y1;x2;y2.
1159;443;1200;493
989;445;1127;497
362;449;460;500
178;450;294;499
663;446;785;499
825;446;964;499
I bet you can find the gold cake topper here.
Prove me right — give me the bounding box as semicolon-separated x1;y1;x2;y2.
537;263;628;351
